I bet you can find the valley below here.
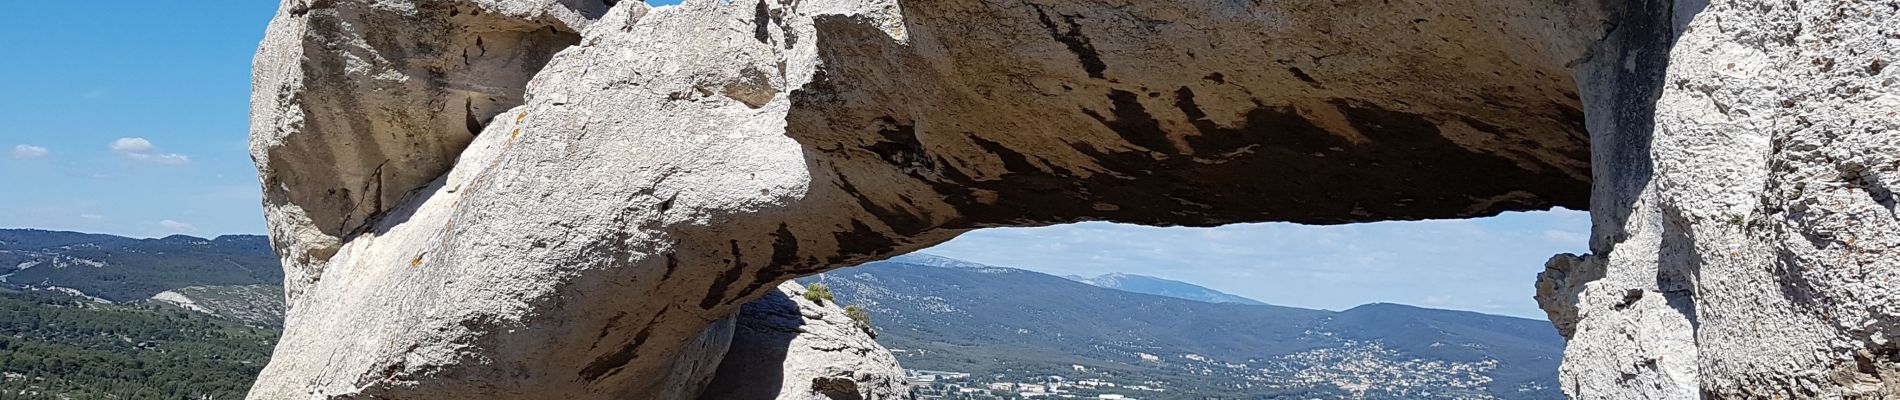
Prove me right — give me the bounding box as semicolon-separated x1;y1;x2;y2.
816;254;1563;400
0;229;1561;399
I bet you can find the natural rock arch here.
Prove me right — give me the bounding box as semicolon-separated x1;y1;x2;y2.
247;0;1900;399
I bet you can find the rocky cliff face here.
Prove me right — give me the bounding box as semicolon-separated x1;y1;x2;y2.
1538;0;1900;397
251;0;602;304
246;0;1895;398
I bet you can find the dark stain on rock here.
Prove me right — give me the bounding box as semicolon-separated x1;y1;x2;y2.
1083;89;1178;153
753;0;772;44
722;227;812;306
831;171;931;235
1032;5;1107;79
699;242;749;310
866;117;936;175
579;311;663;382
969;137;1037;173
953;138;1083;224
1287;67;1320;87
925;96;1588;227
661;252;679;281
781;21;1589;237
1173;87;1217;139
769;224;801;269
831;219;897;264
592;312;627;345
463;97;483;136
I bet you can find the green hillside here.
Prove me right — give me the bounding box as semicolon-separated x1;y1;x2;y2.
0;288;276;400
0;230;279;302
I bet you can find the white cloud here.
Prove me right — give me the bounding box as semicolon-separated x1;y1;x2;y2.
11;144;48;158
79;214;105;221
158;220;195;232
110;137;190;165
111;137;155;152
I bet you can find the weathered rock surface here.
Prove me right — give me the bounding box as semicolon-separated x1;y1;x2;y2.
251;0;1606;397
245;0;1896;398
1541;0;1900;396
250;0;607;303
701;281;907;400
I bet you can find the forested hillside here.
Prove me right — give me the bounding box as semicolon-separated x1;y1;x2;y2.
0;230;278;302
0;288;276;399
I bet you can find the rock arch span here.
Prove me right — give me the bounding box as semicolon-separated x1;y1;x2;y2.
247;0;1900;398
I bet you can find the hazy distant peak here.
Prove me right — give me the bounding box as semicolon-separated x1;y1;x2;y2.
1073;272;1269;306
886;253;1268;306
884;253;1015;273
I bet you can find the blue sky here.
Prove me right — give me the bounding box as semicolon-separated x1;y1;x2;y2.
925;211;1588;319
0;3;280;237
0;1;1586;319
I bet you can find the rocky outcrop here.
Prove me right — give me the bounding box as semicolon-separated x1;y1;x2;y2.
150;285;288;326
701;281;907;400
1534;253;1604;340
250;0;606;303
251;0;1605;397
245;0;1896;398
1542;0;1900;396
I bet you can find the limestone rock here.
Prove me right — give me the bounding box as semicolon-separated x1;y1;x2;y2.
248;0;1615;397
701;281;908;400
249;0;613;304
1545;0;1900;396
239;0;1899;397
1534;253;1604;339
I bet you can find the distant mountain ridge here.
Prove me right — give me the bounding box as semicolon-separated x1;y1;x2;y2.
1066;271;1269;305
0;229;279;302
816;253;1563;399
